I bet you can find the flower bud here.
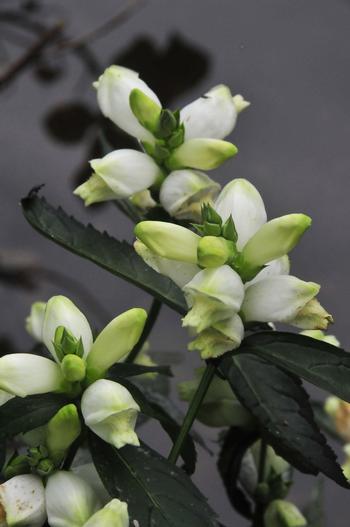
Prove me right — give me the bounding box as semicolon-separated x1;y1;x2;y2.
0;354;64;397
84;499;129;527
324;396;350;442
36;458;55;477
300;329;339;347
159;170;220;221
134;240;200;289
291;298;333;330
188;314;244;359
241;214;311;279
214;179;267;250
46;471;101;527
129;88;162;133
232;94;251;114
197;236;234;268
166;138;238;171
3;456;30;480
0;475;46;527
180;84;238;140
73;174;117;206
46;404;81;464
61;354;86;382
242;276;321;327
81;379;140;449
179;367;252;428
130;189;156;211
42;296;93;362
25;302;46;342
264;500;307;527
135;221;200;264
94;65;161;142
86;308;147;382
182;265;245;333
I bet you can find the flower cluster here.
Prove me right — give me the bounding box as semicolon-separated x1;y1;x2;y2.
74;65;249;220
135;178;332;358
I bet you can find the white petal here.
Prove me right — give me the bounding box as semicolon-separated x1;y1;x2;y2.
95;65;160;142
0;354;64;397
159;170;220;221
242;275;320;324
188;314;244;359
90;150;162;199
247;256;290;285
134;240;200;289
25;302;46;342
181;84;237;140
83;499;129;527
214;179;267;250
42;296;93;361
46;471;101;527
0;475;46;527
81;380;140;449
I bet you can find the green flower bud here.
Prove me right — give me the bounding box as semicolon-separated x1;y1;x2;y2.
166;138;238;171
4;455;30;479
135;221;200;264
61;354;86;382
129;88;162;133
54;326;85;362
241;214;311;280
36;458;55;477
264;500;307;527
46;404;81;464
197;236;234;268
156;109;178;138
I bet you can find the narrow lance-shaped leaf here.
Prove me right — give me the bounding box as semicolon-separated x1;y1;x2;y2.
89;433;219;527
219;353;349;488
21;194;187;314
240;331;350;402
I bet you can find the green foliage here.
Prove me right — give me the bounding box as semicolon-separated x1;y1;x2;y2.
89;433;219;527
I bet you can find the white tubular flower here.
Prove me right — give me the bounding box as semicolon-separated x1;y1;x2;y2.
25;302;46;342
74;150;163;206
0;354;64;397
300;329;340;347
214;179;267;250
291;298;333;330
188;314;244;359
233;94;251;114
241;275;327;329
134;240;200;288
247;256;290;286
81;379;140;449
182;265;245;333
94;65;161;142
84;499;129;527
46;471;101;527
159;170;221;221
42;296;93;361
167;138;237;171
0;475;46;527
86;308;147;381
130;189;157;211
134;221;200;264
180;84;238;140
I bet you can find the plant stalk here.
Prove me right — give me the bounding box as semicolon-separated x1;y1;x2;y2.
253;438;268;527
168;361;216;464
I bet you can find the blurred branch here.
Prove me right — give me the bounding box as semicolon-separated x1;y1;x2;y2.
0;21;63;87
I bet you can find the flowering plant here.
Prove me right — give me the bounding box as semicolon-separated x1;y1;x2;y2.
1;65;350;527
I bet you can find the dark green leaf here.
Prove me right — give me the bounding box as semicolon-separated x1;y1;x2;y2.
220;353;348;488
218;427;258;519
107;362;172;379
89;434;219;527
241;331;350;402
0;393;68;439
114;377;196;474
21;195;187;314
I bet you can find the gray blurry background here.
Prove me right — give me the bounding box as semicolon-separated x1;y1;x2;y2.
1;0;350;524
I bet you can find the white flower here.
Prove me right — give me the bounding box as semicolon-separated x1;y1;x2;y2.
25;302;46;342
159;170;220;221
134;240;200;289
94;65;161;142
182;265;245;333
166;138;237;171
0;354;64;398
72;464;110;504
46;471;101;527
0;475;46;527
81;379;140;449
180;84;238;140
84;500;129;527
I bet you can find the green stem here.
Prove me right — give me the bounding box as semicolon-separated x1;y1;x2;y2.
253;438;268;527
168;362;216;464
125;298;162;363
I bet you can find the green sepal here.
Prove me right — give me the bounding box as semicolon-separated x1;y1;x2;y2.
222;215;238;243
4;454;30;479
154;143;171;162
156;109;178;139
201;203;222;226
36;457;55;477
167;126;185;149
